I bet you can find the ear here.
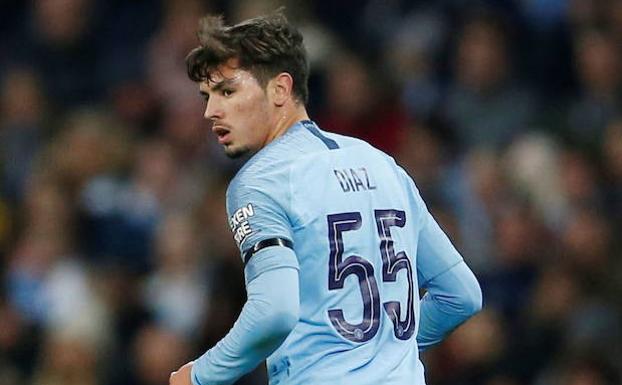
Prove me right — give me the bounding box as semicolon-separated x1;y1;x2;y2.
269;72;294;107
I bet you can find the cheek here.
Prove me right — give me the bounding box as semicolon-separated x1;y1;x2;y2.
234;94;269;129
235;92;264;112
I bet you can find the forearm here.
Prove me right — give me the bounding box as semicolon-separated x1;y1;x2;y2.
192;264;299;385
417;261;482;351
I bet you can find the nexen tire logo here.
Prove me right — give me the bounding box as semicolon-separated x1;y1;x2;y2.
229;203;255;246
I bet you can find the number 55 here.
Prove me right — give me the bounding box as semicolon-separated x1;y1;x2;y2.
327;210;415;343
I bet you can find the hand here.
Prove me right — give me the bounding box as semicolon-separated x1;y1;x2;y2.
170;361;194;385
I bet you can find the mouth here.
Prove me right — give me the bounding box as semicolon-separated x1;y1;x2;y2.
212;125;231;145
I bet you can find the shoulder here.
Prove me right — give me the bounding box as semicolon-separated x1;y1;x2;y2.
225;155;296;253
227;163;288;213
228;146;292;193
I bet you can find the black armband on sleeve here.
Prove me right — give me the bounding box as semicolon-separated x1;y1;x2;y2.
244;237;294;265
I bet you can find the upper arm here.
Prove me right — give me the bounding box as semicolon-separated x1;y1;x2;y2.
395;167;464;287
227;173;294;261
416;211;464;287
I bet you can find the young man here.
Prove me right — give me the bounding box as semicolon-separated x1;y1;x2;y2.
170;12;482;385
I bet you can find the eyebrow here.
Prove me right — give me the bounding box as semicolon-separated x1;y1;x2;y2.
201;78;237;96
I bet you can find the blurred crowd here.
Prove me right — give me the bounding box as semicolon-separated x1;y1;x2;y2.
1;0;622;384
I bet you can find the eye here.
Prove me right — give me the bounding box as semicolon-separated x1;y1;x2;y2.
222;89;234;97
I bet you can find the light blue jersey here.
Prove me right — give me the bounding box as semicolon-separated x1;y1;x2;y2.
224;120;465;385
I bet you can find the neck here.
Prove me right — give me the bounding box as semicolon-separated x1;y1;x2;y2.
265;104;309;145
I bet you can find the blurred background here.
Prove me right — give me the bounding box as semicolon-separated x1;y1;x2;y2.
1;0;622;384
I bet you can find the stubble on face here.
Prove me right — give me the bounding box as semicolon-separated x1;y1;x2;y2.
223;143;250;158
202;61;272;159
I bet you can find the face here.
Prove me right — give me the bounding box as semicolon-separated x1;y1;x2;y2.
199;60;273;158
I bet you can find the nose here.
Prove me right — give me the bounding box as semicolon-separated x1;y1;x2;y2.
204;98;223;121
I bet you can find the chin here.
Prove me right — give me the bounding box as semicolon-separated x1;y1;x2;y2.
224;145;250;159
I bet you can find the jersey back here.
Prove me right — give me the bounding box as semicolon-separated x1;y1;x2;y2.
226;121;459;385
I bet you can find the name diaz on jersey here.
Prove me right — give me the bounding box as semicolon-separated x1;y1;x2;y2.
333;167;377;193
229;203;255;246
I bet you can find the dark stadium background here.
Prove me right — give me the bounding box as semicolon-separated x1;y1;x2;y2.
1;0;621;384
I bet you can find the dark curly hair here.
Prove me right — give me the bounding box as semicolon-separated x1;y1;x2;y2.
186;11;309;104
